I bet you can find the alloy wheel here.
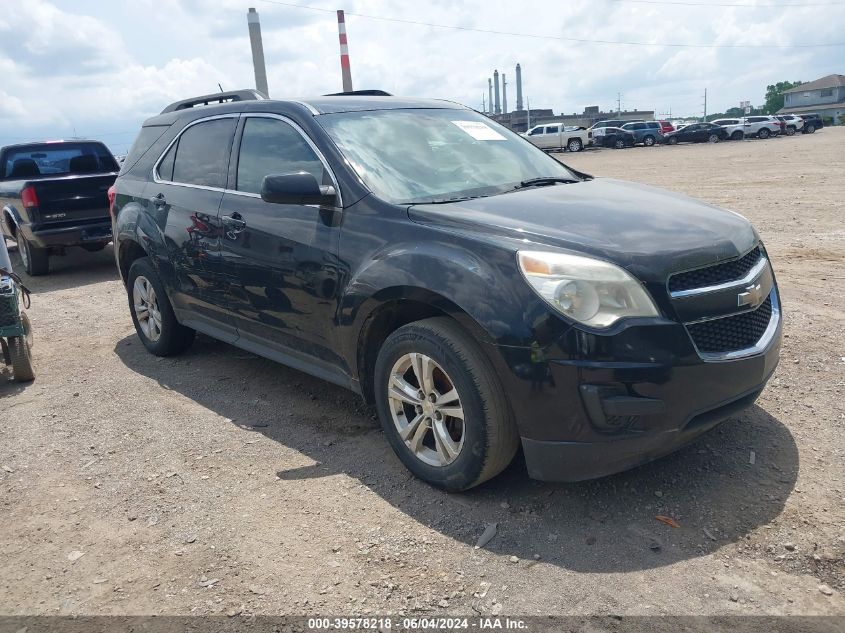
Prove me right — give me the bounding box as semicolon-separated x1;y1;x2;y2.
133;275;163;342
387;352;465;467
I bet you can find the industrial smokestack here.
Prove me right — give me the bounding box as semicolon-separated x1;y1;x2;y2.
488;78;493;114
247;8;269;97
502;73;508;115
337;10;353;92
515;63;523;111
493;70;501;114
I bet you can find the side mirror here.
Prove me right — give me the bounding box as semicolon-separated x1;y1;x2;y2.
260;172;337;206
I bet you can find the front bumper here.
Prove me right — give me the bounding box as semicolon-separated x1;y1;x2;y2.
490;298;782;482
23;219;112;249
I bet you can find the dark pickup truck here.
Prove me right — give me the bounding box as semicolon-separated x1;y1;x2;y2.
0;140;119;275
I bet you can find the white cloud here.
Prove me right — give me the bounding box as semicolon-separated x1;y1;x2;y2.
0;0;843;152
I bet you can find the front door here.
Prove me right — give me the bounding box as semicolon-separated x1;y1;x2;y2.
153;116;238;341
217;114;344;371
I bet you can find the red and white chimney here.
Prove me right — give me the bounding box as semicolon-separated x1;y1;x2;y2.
337;10;353;92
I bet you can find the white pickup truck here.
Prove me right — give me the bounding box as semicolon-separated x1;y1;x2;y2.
522;123;591;152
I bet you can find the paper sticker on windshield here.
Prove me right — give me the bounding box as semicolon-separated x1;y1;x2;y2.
451;120;507;141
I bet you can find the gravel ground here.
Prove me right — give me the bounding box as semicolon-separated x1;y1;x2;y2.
1;128;843;619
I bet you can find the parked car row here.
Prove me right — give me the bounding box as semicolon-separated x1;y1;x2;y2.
523;112;823;152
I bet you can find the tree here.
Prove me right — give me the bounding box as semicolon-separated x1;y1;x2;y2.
764;81;803;114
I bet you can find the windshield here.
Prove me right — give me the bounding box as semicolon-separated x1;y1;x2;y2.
317;108;578;204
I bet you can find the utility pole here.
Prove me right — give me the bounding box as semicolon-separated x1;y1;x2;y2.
617;92;622;116
247;8;269;97
703;88;708;121
502;73;508;115
527;98;531;129
482;94;486;113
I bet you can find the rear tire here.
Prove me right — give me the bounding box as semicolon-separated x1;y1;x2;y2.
127;257;195;356
9;313;34;382
707;133;719;143
786;126;796;136
614;138;625;149
643;135;655;147
757;128;770;139
667;136;678;145
805;124;815;134
731;130;744;141
18;233;49;276
374;317;519;491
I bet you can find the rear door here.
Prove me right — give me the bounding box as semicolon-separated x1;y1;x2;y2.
151;115;239;340
540;125;560;149
217;113;344;370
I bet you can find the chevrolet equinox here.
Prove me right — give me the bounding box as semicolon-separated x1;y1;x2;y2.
112;90;781;491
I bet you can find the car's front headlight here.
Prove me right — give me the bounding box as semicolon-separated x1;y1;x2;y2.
517;251;659;329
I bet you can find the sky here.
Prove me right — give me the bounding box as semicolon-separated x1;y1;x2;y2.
1;0;843;155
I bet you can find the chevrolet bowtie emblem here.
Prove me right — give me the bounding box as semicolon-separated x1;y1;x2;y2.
737;282;764;308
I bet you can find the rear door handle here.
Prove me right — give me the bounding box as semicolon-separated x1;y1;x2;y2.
152;193;166;208
222;213;247;239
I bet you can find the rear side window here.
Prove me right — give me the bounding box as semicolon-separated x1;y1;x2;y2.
545;125;559;134
236;117;326;195
120;125;170;175
2;142;118;179
646;122;659;129
171;118;237;188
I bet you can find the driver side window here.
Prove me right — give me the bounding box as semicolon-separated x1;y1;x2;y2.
236;117;326;195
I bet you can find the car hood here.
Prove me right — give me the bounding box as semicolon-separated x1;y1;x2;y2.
408;178;758;282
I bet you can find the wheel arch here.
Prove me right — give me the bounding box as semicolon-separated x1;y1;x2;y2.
353;288;497;405
2;205;21;239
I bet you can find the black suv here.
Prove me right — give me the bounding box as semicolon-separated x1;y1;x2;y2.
113;90;782;491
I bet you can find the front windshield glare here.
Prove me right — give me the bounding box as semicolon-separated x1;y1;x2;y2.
318;108;578;204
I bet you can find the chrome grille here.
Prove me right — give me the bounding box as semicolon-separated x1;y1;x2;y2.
687;296;773;354
668;246;762;293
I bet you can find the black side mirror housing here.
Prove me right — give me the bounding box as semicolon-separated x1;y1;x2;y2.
260;172;337;206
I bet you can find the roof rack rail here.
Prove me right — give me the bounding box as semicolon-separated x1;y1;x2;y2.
323;90;393;97
160;89;266;114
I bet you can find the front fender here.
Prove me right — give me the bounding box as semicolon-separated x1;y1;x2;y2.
338;239;546;377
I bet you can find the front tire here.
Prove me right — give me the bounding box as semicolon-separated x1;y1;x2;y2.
731;130;744;141
757;128;771;139
9;313;34;382
18;233;49;276
374;317;519;491
707;133;719;143
786;126;796;136
805;124;815;134
127;257;195;356
614;138;625;149
643;135;656;147
567;138;583;152
667;136;678;145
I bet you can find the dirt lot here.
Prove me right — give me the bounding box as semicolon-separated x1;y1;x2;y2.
1;128;843;619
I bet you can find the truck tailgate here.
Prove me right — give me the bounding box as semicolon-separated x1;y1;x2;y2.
32;174;116;223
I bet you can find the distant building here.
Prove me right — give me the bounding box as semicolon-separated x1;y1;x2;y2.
778;74;845;124
490;106;654;133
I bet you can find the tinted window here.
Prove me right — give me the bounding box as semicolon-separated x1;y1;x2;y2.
528;127;543;136
646;122;659;129
545;126;559;134
236;117;325;195
2;142;118;179
157;142;176;181
121;125;170;175
171;118;236;188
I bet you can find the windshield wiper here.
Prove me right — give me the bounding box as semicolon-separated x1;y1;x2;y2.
417;195;488;204
516;177;580;189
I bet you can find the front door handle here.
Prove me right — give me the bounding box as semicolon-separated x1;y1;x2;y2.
222;213;247;239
